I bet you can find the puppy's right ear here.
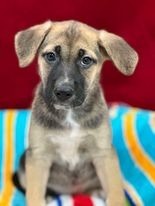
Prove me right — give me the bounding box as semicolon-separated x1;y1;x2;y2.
15;20;52;68
98;30;138;75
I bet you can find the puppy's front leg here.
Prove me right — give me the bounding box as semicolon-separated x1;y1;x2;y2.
26;149;52;206
26;121;53;206
93;148;125;206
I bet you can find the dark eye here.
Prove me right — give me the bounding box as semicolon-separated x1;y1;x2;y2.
44;52;56;63
81;56;93;67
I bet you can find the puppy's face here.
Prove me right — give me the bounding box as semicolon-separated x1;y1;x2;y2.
38;22;104;108
15;20;138;109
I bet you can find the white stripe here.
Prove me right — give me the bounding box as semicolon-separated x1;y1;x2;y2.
60;195;74;206
24;111;31;148
0;111;6;192
91;196;105;206
47;198;58;206
13;111;18;170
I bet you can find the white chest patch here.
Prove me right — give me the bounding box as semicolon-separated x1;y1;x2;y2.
50;110;82;170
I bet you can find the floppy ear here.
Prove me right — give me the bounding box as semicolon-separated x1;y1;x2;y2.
15;20;52;68
99;30;139;75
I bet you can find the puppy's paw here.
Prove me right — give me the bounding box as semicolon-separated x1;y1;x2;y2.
27;200;46;206
106;198;126;206
46;196;54;205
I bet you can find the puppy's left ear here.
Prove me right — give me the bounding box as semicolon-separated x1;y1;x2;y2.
99;30;139;75
15;20;52;68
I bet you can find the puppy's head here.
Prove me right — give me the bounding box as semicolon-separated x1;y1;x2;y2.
15;20;138;109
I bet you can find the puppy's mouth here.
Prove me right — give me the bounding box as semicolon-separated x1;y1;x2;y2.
54;104;71;110
53;98;85;110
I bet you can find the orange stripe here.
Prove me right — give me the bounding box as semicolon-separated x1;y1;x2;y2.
0;110;15;205
124;110;155;183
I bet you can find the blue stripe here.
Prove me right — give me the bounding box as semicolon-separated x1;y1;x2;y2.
0;110;5;192
14;110;30;169
12;110;30;206
112;107;155;206
56;196;62;206
125;190;135;206
114;105;130;117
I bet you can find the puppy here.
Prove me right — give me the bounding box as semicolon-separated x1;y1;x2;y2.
14;20;138;206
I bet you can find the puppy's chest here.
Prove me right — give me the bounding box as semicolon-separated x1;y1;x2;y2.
49;111;87;169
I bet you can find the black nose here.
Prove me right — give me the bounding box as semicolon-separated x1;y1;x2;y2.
54;86;74;101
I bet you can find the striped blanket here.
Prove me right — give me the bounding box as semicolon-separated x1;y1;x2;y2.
0;105;155;206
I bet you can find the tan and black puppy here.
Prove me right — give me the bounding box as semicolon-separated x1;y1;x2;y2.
14;20;138;206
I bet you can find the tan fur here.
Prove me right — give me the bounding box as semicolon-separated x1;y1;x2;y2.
14;20;139;206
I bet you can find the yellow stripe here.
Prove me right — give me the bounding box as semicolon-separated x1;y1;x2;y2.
124;110;155;183
0;110;15;205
